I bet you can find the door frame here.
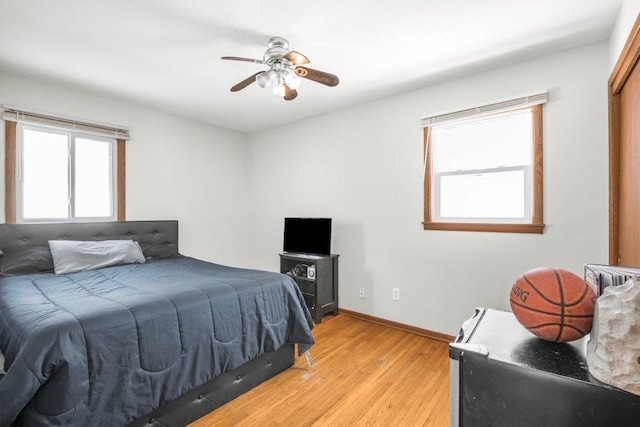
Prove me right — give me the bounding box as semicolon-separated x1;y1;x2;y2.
609;14;640;265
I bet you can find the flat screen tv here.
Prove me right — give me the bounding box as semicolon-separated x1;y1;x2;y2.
283;218;332;256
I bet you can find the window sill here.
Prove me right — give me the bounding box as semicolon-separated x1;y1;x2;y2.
422;222;545;234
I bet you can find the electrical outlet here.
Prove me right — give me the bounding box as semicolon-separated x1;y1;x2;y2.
359;288;365;299
392;288;400;301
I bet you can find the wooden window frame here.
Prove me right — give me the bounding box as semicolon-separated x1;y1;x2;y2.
423;104;544;234
4;121;126;223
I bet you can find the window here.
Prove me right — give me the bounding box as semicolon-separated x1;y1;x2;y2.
3;107;128;223
422;94;545;233
19;125;116;221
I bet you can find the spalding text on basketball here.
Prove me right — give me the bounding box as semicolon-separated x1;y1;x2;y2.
512;285;530;303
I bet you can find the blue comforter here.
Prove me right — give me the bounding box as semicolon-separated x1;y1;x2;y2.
0;257;314;425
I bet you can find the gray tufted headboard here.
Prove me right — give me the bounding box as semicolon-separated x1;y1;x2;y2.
0;220;178;254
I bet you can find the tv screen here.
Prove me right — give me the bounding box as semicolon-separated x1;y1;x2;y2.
283;218;332;256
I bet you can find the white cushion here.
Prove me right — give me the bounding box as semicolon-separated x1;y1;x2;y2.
48;240;145;275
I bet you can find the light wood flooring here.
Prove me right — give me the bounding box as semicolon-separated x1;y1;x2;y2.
190;314;451;426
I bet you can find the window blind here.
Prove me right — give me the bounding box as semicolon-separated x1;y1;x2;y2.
421;91;547;128
2;105;130;140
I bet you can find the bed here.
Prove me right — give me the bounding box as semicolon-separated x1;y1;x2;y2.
0;220;315;426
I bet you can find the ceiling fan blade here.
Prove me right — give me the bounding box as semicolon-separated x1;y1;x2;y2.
294;66;339;87
230;72;261;92
284;51;310;65
284;84;298;101
221;56;266;65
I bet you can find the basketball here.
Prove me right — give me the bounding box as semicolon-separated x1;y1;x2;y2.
510;267;596;342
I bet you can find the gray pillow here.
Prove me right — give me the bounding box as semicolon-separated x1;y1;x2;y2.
140;242;180;259
0;246;55;276
48;240;146;275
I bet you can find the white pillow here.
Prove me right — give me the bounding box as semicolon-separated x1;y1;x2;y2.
48;240;146;275
0;350;5;375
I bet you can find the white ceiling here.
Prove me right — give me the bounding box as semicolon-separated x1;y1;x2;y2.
0;0;622;134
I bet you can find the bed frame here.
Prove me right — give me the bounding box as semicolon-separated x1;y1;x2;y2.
0;220;296;426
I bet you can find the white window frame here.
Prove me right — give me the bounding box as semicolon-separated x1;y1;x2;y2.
17;123;117;223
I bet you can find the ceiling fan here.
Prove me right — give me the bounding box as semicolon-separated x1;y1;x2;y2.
221;37;339;101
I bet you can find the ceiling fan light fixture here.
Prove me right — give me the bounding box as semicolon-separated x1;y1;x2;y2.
274;73;285;87
258;70;277;88
285;73;301;90
256;72;270;88
272;83;285;97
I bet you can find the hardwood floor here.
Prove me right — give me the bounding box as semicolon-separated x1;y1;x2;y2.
190;314;451;426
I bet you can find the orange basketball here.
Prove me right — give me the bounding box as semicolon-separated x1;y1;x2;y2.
510;267;596;342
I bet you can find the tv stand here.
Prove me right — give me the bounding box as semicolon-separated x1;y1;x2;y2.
279;253;339;324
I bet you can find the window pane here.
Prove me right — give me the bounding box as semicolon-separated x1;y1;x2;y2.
439;170;526;219
22;129;69;219
433;110;532;173
74;138;112;217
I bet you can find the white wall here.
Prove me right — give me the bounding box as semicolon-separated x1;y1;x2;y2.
0;41;611;336
610;0;640;70
247;42;610;336
0;71;250;267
